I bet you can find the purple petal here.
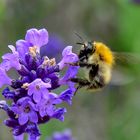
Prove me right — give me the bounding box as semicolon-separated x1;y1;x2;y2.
41;88;50;99
28;79;51;102
11;106;21;114
18;113;28;125
13;134;24;140
59;89;73;105
53;108;67;121
0;100;7;106
58;46;79;70
29;111;38;123
49;93;62;104
1;45;21;70
26;123;40;140
0;59;11;71
0;100;8;111
52;132;62;139
46;105;55;116
17;97;31;107
0;68;11;88
33;91;41;103
36;99;48;117
25;28;48;50
28;135;40;140
16;40;31;60
62;129;73;139
28;101;38;111
68;82;76;93
52;129;73;140
62;46;73;56
8;45;16;53
52;98;62;105
36;97;56;117
28;88;34;96
59;66;79;95
39;107;46;117
28;79;51;89
59;66;79;85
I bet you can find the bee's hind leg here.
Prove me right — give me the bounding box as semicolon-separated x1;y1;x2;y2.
74;85;82;95
70;78;91;86
70;78;91;95
87;78;105;90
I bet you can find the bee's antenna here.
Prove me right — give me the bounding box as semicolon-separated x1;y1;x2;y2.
76;42;84;45
74;32;84;42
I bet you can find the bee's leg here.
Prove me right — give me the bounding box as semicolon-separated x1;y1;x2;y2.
78;62;95;68
66;62;94;68
70;78;91;92
70;78;91;85
70;78;91;94
70;77;104;92
87;81;98;89
88;78;105;89
70;77;104;94
74;85;82;95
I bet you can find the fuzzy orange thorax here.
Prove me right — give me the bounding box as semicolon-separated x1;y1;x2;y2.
93;42;115;66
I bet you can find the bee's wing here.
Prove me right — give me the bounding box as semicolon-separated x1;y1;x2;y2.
113;52;140;65
110;52;140;86
110;67;135;86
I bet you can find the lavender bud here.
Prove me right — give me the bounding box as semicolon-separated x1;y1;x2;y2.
18;65;30;76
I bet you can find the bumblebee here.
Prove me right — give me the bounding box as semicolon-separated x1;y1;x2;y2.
68;41;116;93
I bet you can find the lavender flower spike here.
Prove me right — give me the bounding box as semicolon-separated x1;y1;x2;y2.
0;28;79;140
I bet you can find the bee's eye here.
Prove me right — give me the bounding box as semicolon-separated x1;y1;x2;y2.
79;50;85;59
86;42;93;53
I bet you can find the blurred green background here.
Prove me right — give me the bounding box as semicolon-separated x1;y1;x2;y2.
0;0;140;140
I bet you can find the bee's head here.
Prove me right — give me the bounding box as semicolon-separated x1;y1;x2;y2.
77;41;95;60
74;33;95;59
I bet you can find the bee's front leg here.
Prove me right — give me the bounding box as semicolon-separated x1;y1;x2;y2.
65;62;79;66
65;62;94;67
